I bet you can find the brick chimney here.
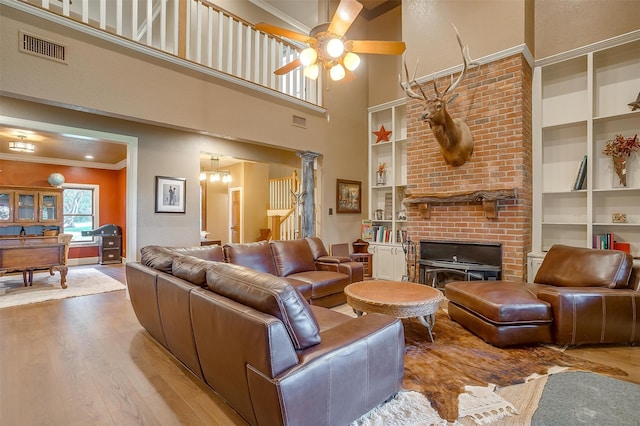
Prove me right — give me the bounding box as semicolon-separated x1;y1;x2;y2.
405;54;532;281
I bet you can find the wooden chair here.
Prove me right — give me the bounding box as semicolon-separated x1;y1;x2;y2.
330;243;350;257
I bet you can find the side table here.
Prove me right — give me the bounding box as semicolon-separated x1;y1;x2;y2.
350;253;372;278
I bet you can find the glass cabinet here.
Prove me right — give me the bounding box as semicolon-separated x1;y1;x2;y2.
40;192;61;222
16;191;37;222
0;191;13;222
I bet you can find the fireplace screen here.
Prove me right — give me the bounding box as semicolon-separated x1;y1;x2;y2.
419;240;502;289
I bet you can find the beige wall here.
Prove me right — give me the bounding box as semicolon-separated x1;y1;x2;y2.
3;1;636;255
534;0;640;59
0;3;370;251
402;0;526;76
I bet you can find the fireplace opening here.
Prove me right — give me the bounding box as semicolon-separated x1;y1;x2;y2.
418;240;502;289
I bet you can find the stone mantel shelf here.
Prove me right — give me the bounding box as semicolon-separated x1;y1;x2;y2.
402;188;518;219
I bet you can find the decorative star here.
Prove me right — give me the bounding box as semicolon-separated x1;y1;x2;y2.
373;125;392;143
628;92;640;111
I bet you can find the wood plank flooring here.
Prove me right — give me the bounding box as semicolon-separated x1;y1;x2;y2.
1;264;638;425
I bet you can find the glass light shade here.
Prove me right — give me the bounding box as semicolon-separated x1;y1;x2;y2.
222;173;232;183
343;52;360;71
326;38;344;58
199;171;206;181
330;64;345;81
303;63;320;80
299;47;317;66
210;172;220;182
8;140;35;153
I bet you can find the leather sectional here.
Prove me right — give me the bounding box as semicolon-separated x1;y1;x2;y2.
125;239;403;425
446;244;640;347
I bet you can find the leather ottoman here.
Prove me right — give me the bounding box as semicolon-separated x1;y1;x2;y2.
446;281;554;347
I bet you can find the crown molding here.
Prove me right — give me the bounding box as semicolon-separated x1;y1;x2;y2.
411;44;533;86
248;0;311;35
0;152;126;170
534;29;640;67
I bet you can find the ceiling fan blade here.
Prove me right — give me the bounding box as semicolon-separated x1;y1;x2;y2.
255;23;310;43
274;58;302;75
349;40;406;55
327;0;363;37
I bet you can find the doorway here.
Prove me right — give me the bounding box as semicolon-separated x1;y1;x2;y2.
229;187;242;243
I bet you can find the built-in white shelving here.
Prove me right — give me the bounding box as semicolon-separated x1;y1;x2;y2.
367;99;408;280
530;36;640;279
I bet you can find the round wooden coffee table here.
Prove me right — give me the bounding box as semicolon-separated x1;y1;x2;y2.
344;280;444;341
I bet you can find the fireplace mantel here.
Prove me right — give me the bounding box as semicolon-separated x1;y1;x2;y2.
403;188;518;219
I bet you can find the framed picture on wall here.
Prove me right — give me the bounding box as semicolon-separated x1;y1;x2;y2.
336;179;361;214
155;176;186;213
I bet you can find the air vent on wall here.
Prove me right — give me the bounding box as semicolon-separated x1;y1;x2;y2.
292;115;307;129
19;31;67;64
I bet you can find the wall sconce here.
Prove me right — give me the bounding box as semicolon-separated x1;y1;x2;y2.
8;135;35;153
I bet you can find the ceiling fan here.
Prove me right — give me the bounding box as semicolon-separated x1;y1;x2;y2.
255;0;406;81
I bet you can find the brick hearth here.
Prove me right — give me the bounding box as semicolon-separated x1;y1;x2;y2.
405;54;532;281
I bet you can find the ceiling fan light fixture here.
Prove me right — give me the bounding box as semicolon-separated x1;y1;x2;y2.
326;38;344;58
8;136;35;153
343;52;360;71
300;47;317;66
304;63;320;80
330;64;345;81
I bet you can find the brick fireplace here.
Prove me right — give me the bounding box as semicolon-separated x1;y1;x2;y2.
404;54;532;281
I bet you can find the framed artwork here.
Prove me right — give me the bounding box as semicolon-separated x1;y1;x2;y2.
155;176;186;213
336;179;361;214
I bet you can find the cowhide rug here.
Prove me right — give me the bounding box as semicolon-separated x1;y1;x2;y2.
402;310;628;422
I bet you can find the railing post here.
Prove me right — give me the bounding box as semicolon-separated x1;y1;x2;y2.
270;215;281;240
177;0;187;59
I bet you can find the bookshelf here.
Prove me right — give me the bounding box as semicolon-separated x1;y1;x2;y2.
529;34;640;280
366;98;408;280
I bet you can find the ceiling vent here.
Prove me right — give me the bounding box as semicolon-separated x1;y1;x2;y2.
292;115;307;128
19;31;67;64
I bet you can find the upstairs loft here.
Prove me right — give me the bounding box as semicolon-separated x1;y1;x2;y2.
6;0;325;111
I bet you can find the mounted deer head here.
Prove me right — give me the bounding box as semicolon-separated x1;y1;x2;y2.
401;24;478;167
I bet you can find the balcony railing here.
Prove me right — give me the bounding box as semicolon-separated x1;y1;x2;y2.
15;0;322;107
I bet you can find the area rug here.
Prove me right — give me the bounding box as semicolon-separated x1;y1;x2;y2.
394;310;626;424
531;371;640;425
0;268;126;308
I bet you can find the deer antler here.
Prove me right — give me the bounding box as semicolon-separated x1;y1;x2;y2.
442;23;478;98
400;55;428;100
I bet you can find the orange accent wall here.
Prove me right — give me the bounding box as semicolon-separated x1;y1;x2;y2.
0;159;127;259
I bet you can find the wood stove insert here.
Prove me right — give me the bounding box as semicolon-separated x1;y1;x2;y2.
419;240;502;289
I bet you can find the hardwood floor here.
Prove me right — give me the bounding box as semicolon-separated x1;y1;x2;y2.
1;263;638;425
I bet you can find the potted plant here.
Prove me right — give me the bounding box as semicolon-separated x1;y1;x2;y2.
377;162;386;185
603;134;639;187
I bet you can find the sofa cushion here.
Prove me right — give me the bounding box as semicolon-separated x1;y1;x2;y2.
172;255;215;287
288;270;350;299
140;245;176;273
174;245;224;262
534;244;633;289
206;262;321;350
270;239;317;276
223;241;278;275
306;237;329;259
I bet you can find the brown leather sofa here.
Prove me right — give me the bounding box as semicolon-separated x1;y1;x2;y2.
223;237;363;307
446;244;639;347
126;244;404;426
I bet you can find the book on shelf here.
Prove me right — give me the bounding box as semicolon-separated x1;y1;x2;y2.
592;233;631;253
572;155;587;190
361;220;373;241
